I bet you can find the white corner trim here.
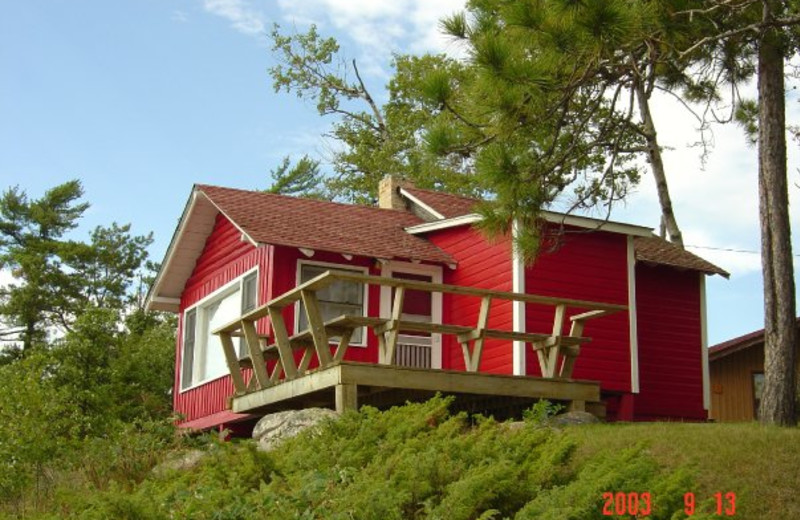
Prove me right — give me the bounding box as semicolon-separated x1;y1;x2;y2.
700;275;710;410
626;236;640;393
398;188;446;220
512;219;526;376
404;214;483;234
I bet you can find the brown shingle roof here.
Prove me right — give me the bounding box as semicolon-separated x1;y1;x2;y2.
634;236;729;277
197;185;454;264
402;187;481;218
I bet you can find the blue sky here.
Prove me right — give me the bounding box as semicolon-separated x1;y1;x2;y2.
1;0;798;345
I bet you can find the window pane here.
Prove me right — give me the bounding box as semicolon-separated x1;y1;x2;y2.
242;272;257;312
181;310;196;389
202;289;241;381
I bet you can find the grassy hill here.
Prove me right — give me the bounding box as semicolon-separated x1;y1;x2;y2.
2;397;798;519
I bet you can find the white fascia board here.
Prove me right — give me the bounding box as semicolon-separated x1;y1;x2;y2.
626;236;640;393
405;214;483;234
541;211;653;237
398;188;446;220
405;210;652;237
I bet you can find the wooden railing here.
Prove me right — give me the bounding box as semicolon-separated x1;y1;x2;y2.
212;271;626;397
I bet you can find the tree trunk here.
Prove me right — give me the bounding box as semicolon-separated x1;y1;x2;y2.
633;79;684;247
757;0;797;426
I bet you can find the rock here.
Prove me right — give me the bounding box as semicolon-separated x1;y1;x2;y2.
253;408;337;451
152;449;207;477
548;411;601;427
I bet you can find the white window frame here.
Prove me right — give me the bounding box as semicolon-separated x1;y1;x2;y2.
180;267;258;392
295;260;370;347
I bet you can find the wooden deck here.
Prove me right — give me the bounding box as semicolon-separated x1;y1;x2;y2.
230;361;603;417
214;270;623;419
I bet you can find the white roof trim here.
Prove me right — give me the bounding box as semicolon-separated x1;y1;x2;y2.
198;191;259;248
398;188;446;220
405;210;652;237
405;214;483;234
541;211;653;237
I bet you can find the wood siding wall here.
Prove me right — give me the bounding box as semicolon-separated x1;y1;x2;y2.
709;346;763;422
426;226;514;374
174;214;271;423
635;265;706;421
524;228;631;392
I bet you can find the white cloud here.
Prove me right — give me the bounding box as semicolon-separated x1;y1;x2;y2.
276;0;467;78
203;0;266;36
172;10;189;23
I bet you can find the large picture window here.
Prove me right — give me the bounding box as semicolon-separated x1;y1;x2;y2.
181;270;257;390
297;263;366;345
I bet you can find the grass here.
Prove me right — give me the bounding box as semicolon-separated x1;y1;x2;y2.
2;400;799;519
565;421;800;519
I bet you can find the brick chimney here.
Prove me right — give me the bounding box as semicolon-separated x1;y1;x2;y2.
378;174;411;210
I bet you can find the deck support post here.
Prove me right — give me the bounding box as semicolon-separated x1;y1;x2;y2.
219;332;247;395
241;320;271;389
379;286;405;365
568;400;586;412
267;307;299;380
301;290;333;367
335;383;358;413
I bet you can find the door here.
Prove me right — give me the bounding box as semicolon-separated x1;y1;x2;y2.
380;263;443;369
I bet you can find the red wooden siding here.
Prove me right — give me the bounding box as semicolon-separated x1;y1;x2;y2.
426;226;513;374
634;265;706;420
524;228;630;392
174;214;271;424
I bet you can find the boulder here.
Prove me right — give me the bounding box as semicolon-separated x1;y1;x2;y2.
548;411;601;427
253;408;337;451
152;449;207;477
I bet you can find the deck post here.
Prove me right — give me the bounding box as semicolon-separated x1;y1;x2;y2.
568;400;586;412
335;383;358;413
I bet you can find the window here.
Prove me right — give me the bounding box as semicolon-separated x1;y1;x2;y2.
752;372;765;419
181;269;258;391
297;263;366;344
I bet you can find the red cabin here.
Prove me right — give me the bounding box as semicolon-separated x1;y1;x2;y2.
146;177;727;431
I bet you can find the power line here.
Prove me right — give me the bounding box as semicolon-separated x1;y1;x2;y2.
686;244;800;258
